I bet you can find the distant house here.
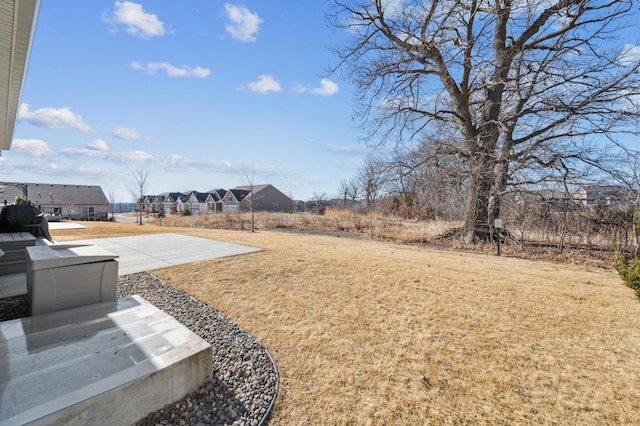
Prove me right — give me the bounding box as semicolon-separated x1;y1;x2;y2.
180;191;211;215
142;185;293;215
222;188;251;213
151;195;165;213
223;184;294;213
180;191;198;215
573;185;627;207
0;182;110;220
514;189;572;208
205;188;227;213
175;191;220;215
162;192;183;215
140;190;223;215
538;189;571;207
140;195;153;214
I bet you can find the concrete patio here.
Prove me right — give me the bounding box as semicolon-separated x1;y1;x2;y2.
0;233;263;424
68;233;263;276
0;233;263;297
0;295;212;425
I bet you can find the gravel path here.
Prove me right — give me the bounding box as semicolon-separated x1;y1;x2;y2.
0;272;279;426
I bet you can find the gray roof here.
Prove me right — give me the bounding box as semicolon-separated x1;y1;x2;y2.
227;188;250;201
234;184;271;193
0;182;109;206
205;188;227;201
233;184;291;201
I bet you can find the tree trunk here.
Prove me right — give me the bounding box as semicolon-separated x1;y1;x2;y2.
461;161;495;243
634;210;640;257
487;156;509;239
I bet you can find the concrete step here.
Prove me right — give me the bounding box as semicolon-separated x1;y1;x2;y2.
0;272;27;299
0;295;212;425
0;258;26;276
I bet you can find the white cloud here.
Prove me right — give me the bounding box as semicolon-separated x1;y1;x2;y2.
324;144;367;155
294;79;340;97
106;150;154;162
18;103;92;133
381;0;406;18
224;4;262;42
60;148;106;159
310;79;340;97
73;165;119;178
111;125;153;140
87;139;109;151
0;159;61;177
619;44;640;67
20;161;61;174
131;62;211;78
252;163;293;176
245;75;282;94
293;83;307;96
108;1;165;39
11;139;55;157
61;147;153;163
164;154;235;172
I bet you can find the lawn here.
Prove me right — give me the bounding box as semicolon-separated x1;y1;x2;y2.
52;220;640;425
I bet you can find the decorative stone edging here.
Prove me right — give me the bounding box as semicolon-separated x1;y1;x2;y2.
118;272;279;426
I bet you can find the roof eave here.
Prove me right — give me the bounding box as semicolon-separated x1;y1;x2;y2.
0;0;41;151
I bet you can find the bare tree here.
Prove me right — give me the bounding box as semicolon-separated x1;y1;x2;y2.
311;191;328;215
127;165;150;225
346;178;361;212
331;0;640;242
628;153;640;256
338;179;350;208
337;178;361;212
613;150;640;256
382;138;467;220
241;163;257;232
108;189;116;221
356;154;392;213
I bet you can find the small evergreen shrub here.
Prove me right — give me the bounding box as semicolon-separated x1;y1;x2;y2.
615;253;640;296
613;212;640;297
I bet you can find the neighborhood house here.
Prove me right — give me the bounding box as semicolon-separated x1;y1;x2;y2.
0;182;110;220
141;184;294;215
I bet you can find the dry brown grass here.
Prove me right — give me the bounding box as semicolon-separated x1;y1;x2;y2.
160;211;459;244
51;220;640;425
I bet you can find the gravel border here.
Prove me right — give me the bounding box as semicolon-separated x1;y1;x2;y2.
119;272;279;426
0;294;28;322
0;272;279;426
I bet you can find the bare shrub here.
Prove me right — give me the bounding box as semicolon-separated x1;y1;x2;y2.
262;213;290;228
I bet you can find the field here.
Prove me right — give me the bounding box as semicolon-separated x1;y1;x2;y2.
51;219;640;425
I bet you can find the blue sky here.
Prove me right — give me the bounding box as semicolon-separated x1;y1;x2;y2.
6;1;367;202
4;1;640;203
